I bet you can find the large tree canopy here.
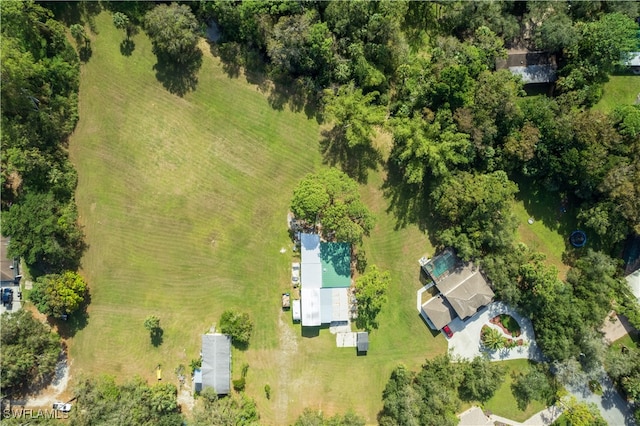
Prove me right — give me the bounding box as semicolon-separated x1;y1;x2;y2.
433;170;519;259
354;265;390;331
291;168;375;244
144;3;199;62
71;375;183;426
30;271;88;317
1;310;61;394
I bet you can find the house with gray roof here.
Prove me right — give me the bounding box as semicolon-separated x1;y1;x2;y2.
420;250;494;331
197;333;231;394
496;50;557;84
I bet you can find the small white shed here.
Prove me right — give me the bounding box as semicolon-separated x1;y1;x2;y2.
292;299;301;322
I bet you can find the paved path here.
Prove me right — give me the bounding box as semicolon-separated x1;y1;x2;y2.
459;405;563;426
563;372;636;426
448;301;543;361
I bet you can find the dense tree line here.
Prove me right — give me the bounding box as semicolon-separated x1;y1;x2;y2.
378;355;506;426
0;310;62;394
1;1;85;275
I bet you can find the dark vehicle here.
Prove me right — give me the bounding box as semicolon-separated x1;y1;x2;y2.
2;288;14;306
442;325;453;338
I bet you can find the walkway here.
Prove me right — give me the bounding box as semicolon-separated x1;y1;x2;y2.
459;405;563;426
448;301;543;361
563;372;636;426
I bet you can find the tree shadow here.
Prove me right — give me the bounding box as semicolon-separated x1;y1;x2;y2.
120;39;135;56
319;242;351;277
53;291;91;339
79;43;92;62
231;340;249;351
153;48;203;97
381;158;431;231
319;127;383;184
208;41;322;122
151;328;164;347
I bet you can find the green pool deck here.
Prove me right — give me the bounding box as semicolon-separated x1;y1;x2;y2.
320;242;351;288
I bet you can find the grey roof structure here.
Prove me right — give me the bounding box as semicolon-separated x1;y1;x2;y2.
421;295;457;330
357;332;369;352
201;334;231;394
496;51;557;84
435;264;494;320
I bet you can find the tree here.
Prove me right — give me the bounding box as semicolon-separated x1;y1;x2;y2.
29;271;88;317
112;12;131;38
144;3;199;63
290;168;375;245
144;315;163;346
459;356;505;402
2;191;85;274
71;375;183;425
379;365;421;426
293;408;365;426
219;310;253;347
144;315;161;332
480;326;506;350
191;387;259;426
558;395;607;426
70;24;87;47
354;265;390;331
510;363;554;410
433;171;519;259
321;83;386;181
1;310;61;394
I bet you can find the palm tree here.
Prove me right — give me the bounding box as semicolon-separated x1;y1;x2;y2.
481;326;506;350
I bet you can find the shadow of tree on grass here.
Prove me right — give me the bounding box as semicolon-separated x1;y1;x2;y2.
319;127;382;184
120;39;135;56
151;328;164;347
153;48;202;97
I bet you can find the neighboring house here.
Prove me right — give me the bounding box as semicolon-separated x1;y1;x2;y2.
196;333;231;395
0;237;20;285
623;52;640;75
299;233;351;327
496;50;557;84
626;269;640;304
420;249;495;330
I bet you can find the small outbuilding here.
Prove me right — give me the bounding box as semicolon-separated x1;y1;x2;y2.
357;332;369;354
292;299;301;322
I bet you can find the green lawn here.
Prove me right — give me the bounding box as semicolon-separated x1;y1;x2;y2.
483;359;548;422
593;74;640;113
68;11;445;424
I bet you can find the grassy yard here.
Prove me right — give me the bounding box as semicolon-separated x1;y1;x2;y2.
483;359;548;422
512;178;576;278
593;74;640;113
68;11;445;424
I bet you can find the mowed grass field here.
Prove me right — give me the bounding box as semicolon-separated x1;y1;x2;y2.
68;12;445;424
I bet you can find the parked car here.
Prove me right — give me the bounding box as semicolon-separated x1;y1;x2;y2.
1;288;13;306
442;325;453;338
291;262;300;286
52;402;72;412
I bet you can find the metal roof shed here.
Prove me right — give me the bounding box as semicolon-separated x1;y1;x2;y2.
301;288;321;326
201;334;231;395
357;332;369;353
292;299;301;322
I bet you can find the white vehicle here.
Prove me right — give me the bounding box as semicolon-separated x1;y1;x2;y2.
291;262;300;285
52;402;72;412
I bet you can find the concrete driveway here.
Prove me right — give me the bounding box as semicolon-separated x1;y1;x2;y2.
448;301;543;361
